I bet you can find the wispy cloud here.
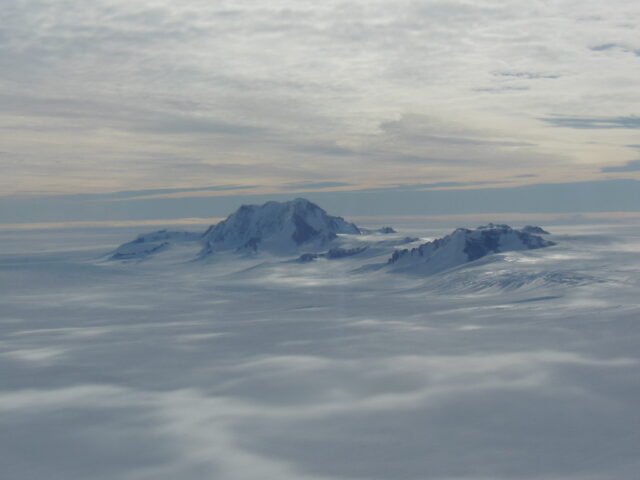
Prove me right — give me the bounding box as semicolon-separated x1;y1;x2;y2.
590;43;640;56
2;179;640;224
281;182;354;190
366;181;502;192
100;185;259;200
541;116;640;129
474;86;531;94
141;115;268;136
601;160;640;173
293;145;357;156
494;71;560;80
590;43;619;51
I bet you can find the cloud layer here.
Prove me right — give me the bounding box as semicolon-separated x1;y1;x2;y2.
1;0;640;197
2;220;640;479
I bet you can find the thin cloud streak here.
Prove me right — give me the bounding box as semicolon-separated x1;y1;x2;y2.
281;182;355;190
541;116;640;129
601;160;640;173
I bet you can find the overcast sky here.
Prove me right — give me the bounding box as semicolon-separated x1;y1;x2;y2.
1;0;640;207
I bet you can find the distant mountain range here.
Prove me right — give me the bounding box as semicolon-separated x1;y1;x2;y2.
109;198;555;273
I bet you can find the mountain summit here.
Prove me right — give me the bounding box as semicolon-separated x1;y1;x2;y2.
388;224;555;274
200;198;360;255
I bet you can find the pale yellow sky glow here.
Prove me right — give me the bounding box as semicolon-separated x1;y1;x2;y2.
1;0;639;201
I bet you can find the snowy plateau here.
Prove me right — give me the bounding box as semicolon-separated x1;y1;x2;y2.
1;199;640;480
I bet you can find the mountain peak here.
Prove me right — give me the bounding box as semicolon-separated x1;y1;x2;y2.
200;198;360;256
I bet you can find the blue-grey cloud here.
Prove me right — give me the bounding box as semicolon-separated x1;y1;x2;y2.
293;144;356;156
541;116;640;129
142;115;268;136
474;86;530;94
513;174;537;178
5;179;639;224
378;117;535;147
102;185;258;199
391;154;477;165
601;160;640;173
419;135;534;148
369;181;501;191
495;72;560;80
281;182;354;190
590;43;640;56
590;43;619;51
6;185;258;203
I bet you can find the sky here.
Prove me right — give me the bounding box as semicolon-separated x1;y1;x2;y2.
1;0;640;221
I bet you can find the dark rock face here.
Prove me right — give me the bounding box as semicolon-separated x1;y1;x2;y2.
388;248;408;264
463;224;553;261
389;236;449;264
291;213;321;245
238;237;261;253
464;228;503;261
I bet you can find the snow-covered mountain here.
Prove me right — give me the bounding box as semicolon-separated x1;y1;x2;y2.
109;198;363;260
109;202;554;271
388;223;555;275
199;198;360;256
